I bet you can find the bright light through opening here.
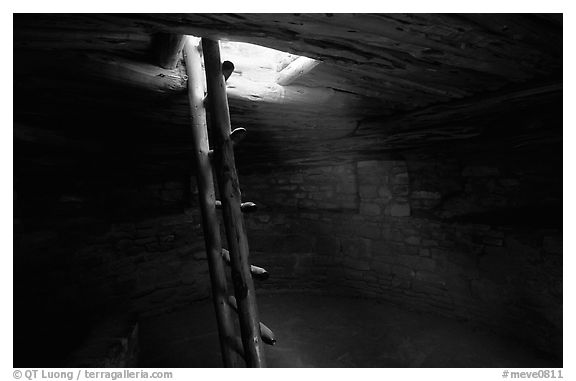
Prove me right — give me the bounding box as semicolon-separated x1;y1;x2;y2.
220;41;302;83
218;40;321;103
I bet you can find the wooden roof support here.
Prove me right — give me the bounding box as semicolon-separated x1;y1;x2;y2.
69;51;187;94
276;56;320;86
152;33;186;69
202;37;267;368
182;37;243;368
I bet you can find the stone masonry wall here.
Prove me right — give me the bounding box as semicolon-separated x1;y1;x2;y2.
14;154;562;362
239;157;562;357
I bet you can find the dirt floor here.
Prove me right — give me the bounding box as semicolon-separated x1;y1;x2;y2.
138;293;560;367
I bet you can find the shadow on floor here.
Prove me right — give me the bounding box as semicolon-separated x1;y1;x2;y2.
138;293;560;367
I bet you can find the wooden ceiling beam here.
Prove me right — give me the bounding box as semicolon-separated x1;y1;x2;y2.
276;56;320;86
151;33;186;69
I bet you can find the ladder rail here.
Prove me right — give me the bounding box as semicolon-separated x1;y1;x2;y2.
202;37;267;368
183;38;243;368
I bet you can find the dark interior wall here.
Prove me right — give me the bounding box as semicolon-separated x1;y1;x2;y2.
13;137;562;365
13;47;205;365
13;167;213;366
240;150;562;358
12;13;562;369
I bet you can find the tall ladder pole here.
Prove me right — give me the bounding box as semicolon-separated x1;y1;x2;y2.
202;38;267;368
182;37;243;367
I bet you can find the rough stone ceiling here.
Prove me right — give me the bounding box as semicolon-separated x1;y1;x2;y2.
14;13;562;172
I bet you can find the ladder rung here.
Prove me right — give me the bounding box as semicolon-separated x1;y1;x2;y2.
206;129;245;155
258;323;276;346
215;200;258;213
221;249;269;280
248;265;269;280
239;201;257;213
230;127;247;145
228;296;277;345
222;61;235;82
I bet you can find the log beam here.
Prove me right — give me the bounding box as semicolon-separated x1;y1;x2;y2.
152;33;186;69
78;52;187;94
276;56;320;86
182;37;242;368
202;37;267;368
21;49;359;107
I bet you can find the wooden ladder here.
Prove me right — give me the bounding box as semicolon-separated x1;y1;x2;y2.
182;37;275;368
